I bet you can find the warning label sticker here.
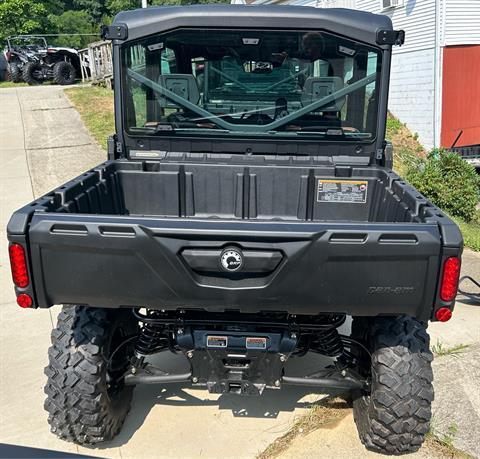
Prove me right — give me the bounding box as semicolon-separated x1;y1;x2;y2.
246;337;267;350
207;336;228;348
316;179;368;204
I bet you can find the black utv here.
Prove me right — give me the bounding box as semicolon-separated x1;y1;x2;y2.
7;5;463;455
3;36;48;83
3;35;80;85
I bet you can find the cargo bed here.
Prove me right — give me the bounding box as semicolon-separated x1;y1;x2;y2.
10;158;458;222
7;157;462;321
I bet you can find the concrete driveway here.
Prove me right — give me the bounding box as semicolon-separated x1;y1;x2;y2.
1;86;479;459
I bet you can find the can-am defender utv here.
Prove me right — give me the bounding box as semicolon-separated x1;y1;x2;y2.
7;5;463;455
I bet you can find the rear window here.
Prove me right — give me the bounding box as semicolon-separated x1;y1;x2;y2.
122;28;381;142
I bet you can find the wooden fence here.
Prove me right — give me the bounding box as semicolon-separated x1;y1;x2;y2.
79;41;148;86
79;41;113;85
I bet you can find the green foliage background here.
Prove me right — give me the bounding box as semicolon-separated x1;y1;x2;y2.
0;0;228;49
405;149;480;222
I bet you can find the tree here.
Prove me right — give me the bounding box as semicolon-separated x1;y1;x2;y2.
0;0;50;41
107;0;140;16
107;0;229;16
49;10;98;48
41;0;65;16
73;0;109;23
0;0;231;47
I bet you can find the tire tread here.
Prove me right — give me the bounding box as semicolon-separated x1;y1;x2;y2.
44;305;133;445
353;316;434;455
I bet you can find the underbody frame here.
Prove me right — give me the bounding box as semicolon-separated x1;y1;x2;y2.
124;310;368;395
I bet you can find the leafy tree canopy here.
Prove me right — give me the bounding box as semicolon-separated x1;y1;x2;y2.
0;0;50;41
1;0;229;48
49;10;98;48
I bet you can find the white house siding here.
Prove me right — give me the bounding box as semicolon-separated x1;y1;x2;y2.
389;48;436;147
356;0;437;52
248;0;442;147
318;0;356;7
353;0;438;148
443;0;480;45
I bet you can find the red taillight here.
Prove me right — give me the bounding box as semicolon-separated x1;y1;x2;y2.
17;293;33;308
8;243;29;288
435;307;452;322
440;257;461;302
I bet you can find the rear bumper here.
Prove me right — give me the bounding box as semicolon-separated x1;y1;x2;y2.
20;214;448;321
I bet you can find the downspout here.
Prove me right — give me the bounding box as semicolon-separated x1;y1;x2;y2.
433;0;444;148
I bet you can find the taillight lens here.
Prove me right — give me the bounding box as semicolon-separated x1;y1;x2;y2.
435;307;452;322
8;243;29;288
440;256;461;302
17;293;33;308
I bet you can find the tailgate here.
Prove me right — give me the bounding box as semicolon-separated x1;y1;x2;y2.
25;213;443;320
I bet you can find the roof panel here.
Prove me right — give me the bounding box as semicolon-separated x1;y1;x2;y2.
112;5;393;47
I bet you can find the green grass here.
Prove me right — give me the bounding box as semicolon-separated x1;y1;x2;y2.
426;420;473;458
257;397;349;459
451;212;480;252
0;80;58;88
431;340;470;357
0;80;28;88
386;115;404;137
64;86;114;150
428;421;458;448
387;112;479;252
386;113;426;176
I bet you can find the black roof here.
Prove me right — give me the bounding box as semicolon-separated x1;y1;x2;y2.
113;5;393;47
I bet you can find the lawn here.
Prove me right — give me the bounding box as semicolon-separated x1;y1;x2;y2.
0;80;28;88
0;80;59;88
65;86;479;251
64;85;114;150
451;213;480;252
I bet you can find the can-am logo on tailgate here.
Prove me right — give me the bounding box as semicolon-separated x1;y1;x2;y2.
220;248;243;272
368;286;414;294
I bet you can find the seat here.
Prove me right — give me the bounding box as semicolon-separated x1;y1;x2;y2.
157;74;200;108
301;76;345;112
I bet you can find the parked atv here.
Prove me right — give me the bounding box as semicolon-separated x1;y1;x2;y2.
22;47;80;86
3;35;81;85
3;36;47;83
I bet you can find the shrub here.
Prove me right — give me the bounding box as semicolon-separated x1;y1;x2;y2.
386;115;403;137
405;149;480;222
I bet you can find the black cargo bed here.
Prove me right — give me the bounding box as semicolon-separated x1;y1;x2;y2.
7;157;463;320
14;158;452;224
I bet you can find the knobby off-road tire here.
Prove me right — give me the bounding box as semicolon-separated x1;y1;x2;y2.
351;316;434;455
22;61;43;85
44;305;138;445
53;61;76;85
8;63;23;83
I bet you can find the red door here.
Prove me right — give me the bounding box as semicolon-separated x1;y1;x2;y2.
441;45;480;148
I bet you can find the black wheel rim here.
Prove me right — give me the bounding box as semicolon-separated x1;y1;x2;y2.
62;66;73;81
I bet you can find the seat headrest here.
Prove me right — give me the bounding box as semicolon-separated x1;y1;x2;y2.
301;76;345;112
157;74;200;108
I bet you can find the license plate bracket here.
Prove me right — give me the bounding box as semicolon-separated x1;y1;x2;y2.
177;328;297;395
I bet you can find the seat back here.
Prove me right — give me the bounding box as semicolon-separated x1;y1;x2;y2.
157;74;200;108
301;76;345;112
